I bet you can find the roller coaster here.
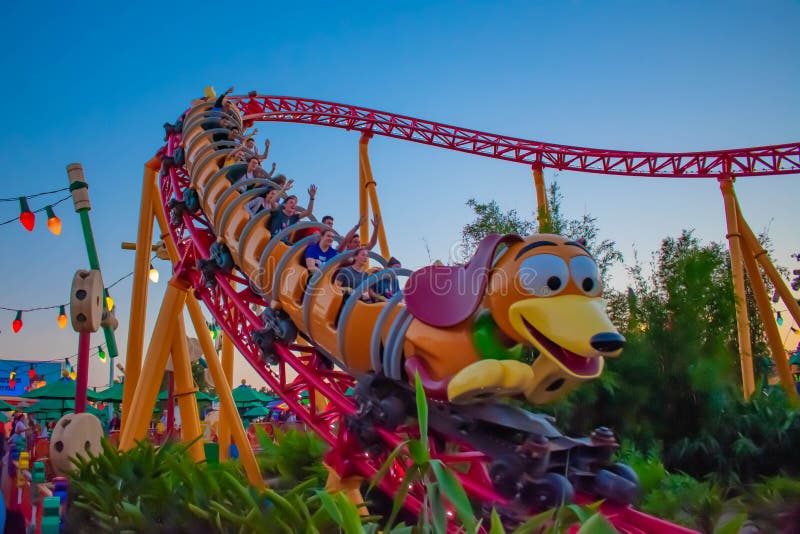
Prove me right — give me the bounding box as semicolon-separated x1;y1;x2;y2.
116;90;800;533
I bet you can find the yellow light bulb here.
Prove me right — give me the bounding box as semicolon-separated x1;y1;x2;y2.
149;264;159;283
45;205;61;235
106;295;114;312
57;305;68;329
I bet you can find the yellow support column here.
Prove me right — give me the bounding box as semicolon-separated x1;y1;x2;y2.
121;156;161;431
718;178;755;399
358;137;370;244
219;334;234;461
185;297;264;489
739;237;800;405
736;205;800;332
171;315;205;462
359;134;391;259
325;467;367;516
120;278;188;449
151;179;180;262
532;164;550;232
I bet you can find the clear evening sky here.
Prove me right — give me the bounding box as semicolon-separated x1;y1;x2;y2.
0;1;797;389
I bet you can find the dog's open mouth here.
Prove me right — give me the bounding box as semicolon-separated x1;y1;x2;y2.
522;317;600;377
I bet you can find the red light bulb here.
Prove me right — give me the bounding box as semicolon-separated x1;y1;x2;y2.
12;311;22;333
18;197;35;231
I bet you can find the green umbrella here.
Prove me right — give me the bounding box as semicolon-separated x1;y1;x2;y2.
0;399;18;411
22;399;106;420
0;412;8;423
95;382;125;403
243;406;270;419
232;385;265;407
22;377;100;402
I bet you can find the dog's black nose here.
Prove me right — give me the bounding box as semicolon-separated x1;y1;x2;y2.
590;332;626;352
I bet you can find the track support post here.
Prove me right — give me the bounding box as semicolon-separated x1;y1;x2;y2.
718;176;755;399
358;133;391;259
121;155;161;431
532;163;551;232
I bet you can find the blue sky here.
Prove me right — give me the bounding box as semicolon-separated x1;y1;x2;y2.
0;1;798;389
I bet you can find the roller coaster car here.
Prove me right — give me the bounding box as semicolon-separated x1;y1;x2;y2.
179;100;640;511
348;233;637;511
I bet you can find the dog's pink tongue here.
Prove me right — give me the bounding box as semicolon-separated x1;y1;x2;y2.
558;346;598;375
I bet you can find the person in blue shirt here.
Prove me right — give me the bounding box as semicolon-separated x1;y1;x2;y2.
304;228;338;273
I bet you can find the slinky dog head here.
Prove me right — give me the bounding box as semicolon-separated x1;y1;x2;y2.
405;233;624;381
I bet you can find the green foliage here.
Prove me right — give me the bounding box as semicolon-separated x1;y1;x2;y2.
256;426;329;488
461;198;535;256
548;230;800;485
462;182;622;284
65;437;380;534
740;475;800;533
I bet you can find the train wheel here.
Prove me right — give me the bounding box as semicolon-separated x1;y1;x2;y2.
276;315;297;343
378;396;406;430
592;464;639;504
519;473;574;510
489;454;523;499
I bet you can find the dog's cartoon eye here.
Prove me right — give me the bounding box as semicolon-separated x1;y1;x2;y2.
570;256;601;297
519;254;568;297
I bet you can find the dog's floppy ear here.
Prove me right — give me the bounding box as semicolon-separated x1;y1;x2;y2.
404;233;523;328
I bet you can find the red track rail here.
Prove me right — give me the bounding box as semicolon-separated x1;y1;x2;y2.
233;94;800;178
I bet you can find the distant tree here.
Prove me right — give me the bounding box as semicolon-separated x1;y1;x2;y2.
461;181;622;284
460;199;534;257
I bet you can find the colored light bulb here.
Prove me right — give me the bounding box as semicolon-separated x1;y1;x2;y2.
28;366;35;380
12;311;22;333
98;346;107;362
69;371;76;381
18;197;34;231
149;264;159;283
45;205;61;235
57;305;68;329
777;311;784;326
105;291;114;312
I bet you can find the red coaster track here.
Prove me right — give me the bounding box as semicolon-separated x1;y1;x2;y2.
234;93;800;178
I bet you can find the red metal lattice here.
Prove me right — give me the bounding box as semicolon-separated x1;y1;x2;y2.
233;94;800;178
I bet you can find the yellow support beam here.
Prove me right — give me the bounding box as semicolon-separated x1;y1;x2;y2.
532;164;550;232
171;314;205;462
121;156;160;431
359;134;391;259
735;201;800;337
120;279;188;449
218;333;234;461
718;178;755;399
358;138;370;245
739;236;800;405
185;297;264;489
151;178;181;262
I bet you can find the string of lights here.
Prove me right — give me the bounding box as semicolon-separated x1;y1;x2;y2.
0;186;71;203
0;194;70;232
0;255;159;333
